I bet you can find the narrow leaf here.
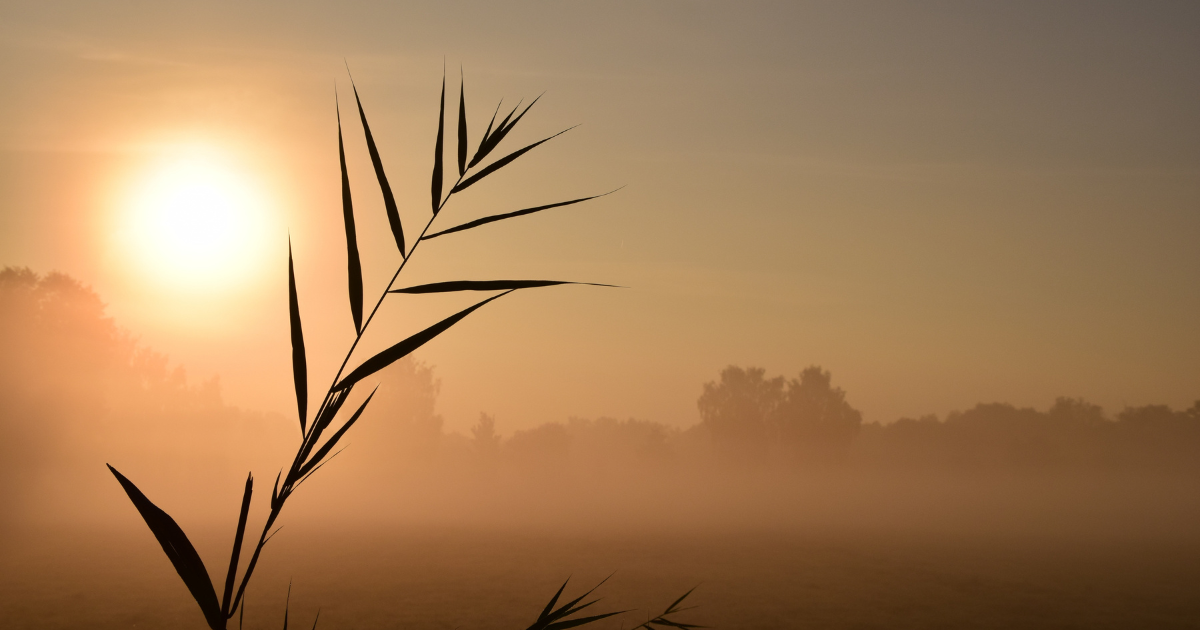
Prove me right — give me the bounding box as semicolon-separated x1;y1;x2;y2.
457;69;467;176
335;291;513;391
469;99;521;168
545;611;625;630
453;126;576;194
337;96;364;334
283;582;291;630
271;470;282;510
390;280;617;294
547;574;612;623
475;93;542;167
473;99;503;165
538;579;570;623
289;240;308;436
432;71;445;214
108;464;223;630
664;586;698;615
221;473;254;619
298;388;349;469
351;80;405;256
299;387;378;477
423;190;618;240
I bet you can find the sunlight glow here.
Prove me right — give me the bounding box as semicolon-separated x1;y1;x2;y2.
120;148;272;292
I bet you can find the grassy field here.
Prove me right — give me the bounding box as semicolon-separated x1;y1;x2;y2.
3;522;1198;629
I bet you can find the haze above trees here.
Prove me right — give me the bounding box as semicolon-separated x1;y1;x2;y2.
3;267;1198;535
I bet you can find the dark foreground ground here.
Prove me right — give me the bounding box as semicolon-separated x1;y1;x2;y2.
2;522;1198;630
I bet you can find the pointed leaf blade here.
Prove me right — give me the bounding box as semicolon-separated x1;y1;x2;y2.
545;611;626;630
390;280;618;294
423;191;618;240
457;70;468;176
335;291;513;391
432;72;445;214
108;464;223;630
536;579;570;625
351;81;405;256
288;241;308;436
476;93;542;165
664;586;698;615
453;126;576;194
337;97;364;334
222;473;254;619
283;582;291;630
299;387;378;477
470;100;520;168
471;99;503;168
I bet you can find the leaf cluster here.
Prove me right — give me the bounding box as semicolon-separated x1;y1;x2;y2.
104;66;650;630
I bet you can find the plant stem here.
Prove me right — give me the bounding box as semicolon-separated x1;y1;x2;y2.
227;171;467;621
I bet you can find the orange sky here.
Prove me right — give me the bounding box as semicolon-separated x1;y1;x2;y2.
1;2;1197;433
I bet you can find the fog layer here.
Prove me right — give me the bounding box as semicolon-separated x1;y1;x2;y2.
4;266;1197;546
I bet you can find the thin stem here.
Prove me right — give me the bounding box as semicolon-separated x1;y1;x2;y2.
325;171;466;395
229;171;468;618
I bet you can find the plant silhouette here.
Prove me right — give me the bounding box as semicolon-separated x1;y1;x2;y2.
105;68;696;629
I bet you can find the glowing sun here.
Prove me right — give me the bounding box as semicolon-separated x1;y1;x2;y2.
120;149;272;290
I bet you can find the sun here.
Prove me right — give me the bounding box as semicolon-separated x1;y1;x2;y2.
119;148;272;291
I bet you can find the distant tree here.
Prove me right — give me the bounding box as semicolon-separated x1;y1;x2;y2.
697;366;783;462
772;365;862;464
0;267;272;530
506;421;571;471
1046;397;1107;427
471;412;501;454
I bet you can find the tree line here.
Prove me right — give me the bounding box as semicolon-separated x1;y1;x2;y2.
3;266;1198;513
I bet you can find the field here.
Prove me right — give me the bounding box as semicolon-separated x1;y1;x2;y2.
4;522;1198;629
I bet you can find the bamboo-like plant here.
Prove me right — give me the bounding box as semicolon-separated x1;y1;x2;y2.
105;69;699;629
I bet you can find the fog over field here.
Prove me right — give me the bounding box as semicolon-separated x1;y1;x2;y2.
2;3;1199;627
3;268;1198;628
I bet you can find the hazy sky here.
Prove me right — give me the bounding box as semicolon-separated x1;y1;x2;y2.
1;1;1197;433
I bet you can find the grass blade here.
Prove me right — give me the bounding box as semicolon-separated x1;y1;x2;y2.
457;69;467;176
473;94;541;167
469;99;521;169
335;290;514;391
282;582;291;630
289;240;308;436
337;95;364;334
221;473;254;619
432;70;445;214
631;587;705;630
473;99;502;165
453;126;576;194
545;611;625;630
663;586;698;615
390;280;618;294
299;386;378;477
424;190;619;240
538;579;570;623
350;79;405;256
107;464;223;630
526;576;623;630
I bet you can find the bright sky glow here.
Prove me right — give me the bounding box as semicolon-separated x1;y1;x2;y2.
119;148;271;292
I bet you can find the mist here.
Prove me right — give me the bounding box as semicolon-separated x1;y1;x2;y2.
4;266;1198;628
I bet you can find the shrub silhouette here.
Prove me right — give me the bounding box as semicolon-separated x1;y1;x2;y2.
104;69;699;629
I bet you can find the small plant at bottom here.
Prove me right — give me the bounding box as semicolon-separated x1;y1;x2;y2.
106;67;702;629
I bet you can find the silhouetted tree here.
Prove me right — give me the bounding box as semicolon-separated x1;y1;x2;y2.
773;366;862;464
697;366;783;462
472;413;500;447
